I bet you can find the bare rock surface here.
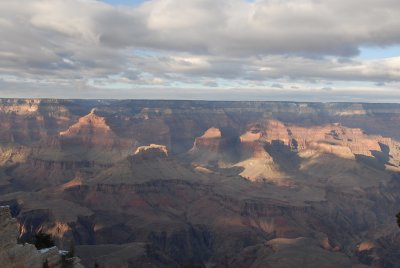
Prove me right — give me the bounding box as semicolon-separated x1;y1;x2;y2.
0;206;84;268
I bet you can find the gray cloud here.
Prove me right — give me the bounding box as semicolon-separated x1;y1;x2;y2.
271;83;283;89
0;0;400;99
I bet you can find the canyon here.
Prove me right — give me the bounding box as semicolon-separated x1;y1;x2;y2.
1;99;400;267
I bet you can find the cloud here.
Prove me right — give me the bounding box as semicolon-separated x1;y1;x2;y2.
271;83;283;89
253;56;400;82
124;53;400;83
0;0;400;99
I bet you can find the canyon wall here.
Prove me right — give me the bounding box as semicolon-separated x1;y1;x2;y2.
1;99;400;267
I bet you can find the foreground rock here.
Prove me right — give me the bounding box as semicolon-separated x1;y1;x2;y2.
0;206;84;268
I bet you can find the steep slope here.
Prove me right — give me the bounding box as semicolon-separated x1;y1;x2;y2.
233;124;290;185
59;108;132;149
0;206;84;268
228;238;369;268
189;127;240;166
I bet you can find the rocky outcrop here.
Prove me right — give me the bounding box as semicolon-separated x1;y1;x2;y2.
59;109;120;148
0;206;84;268
134;144;169;158
189;127;240;165
190;127;222;153
0;99;40;115
236;119;400;164
281;121;390;158
187;119;400;183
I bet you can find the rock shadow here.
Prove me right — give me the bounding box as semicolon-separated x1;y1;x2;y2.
265;140;301;173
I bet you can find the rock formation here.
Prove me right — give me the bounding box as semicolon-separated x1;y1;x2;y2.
134;144;169;158
1;206;42;268
0;206;84;268
1;99;400;267
191;127;222;152
59;109;122;148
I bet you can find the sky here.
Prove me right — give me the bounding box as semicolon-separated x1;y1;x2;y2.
0;0;400;102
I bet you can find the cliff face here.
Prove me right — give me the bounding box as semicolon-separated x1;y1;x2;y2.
0;206;84;268
261;120;386;157
1;99;400;267
134;144;169;158
0;206;56;268
191;127;222;152
59;109;133;150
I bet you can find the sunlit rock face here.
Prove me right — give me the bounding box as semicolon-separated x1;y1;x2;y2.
134;144;169;158
1;99;400;267
59;109;134;150
189;127;242;166
59;109;116;147
192;127;222;152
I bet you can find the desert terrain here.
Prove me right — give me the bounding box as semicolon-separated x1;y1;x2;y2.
1;99;400;267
